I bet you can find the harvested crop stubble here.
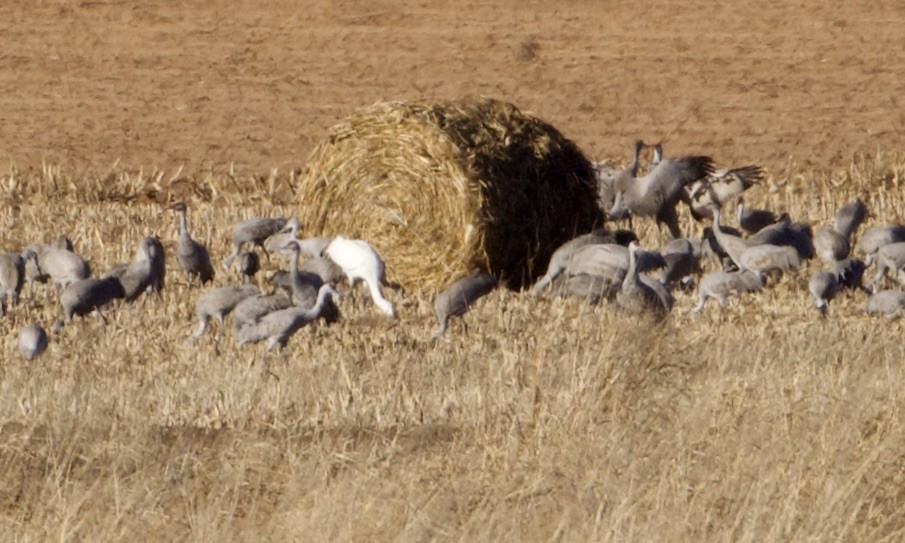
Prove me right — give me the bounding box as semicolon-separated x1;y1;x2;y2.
296;97;604;291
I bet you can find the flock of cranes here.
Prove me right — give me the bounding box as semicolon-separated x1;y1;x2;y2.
5;139;905;359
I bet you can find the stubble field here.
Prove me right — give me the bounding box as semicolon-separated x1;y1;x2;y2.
2;1;905;541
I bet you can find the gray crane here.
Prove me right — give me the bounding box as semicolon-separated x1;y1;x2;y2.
858;225;905;265
686;165;764;221
0;252;25;315
18;324;48;360
869;242;905;287
270;256;345;294
60;277;126;324
834;258;868;291
236;283;340;350
191;284;260;339
609;148;714;238
594;140;645;214
170;202;214;286
230;291;294;338
106;237;165;302
659;238;702;286
736;197;777;235
222;216;288;271
738;244;801;279
808;271;839;317
531;228;637;293
691;270;763;313
835;198;867;240
866;290;905;319
236;251;260;283
283;241;340;323
616;242;672;316
433;269;497;337
22;246;90;290
263;217;301;254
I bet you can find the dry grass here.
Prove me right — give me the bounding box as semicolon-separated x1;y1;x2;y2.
296;98;602;291
1;154;905;542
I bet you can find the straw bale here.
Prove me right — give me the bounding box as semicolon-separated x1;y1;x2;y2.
297;97;603;291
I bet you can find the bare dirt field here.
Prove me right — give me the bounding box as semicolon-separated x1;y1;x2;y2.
3;1;905;542
2;0;903;173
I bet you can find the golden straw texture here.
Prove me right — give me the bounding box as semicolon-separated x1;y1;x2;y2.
297;97;604;291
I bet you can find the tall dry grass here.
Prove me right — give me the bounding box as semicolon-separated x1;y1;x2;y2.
1;155;905;541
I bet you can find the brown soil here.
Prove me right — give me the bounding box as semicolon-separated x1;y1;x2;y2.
1;1;903;174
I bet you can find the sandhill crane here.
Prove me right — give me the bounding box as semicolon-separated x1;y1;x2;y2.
686;165;764;221
106;237;164;302
222;216;288;270
60;277;125;324
236;283;339;350
616;242;672;316
562;243;665;282
191;284;260;339
737;197;777;235
324;236;395;316
550;272;615;304
651;143;762;222
263;218;301;254
809;271;839;316
269;256;345;294
834;258;868;291
23;246;91;290
858;225;905;265
532;228;637;293
708;204;750;269
869;242;905;287
609;149;714;238
835;198;867;240
283;241;340;324
434;270;497;337
747;216;815;260
691;270;763;313
170;202;214;286
236;251;260;283
866;289;905;319
230;291;293;337
594;140;645;213
814;227;850;264
739;244;801;279
0;252;25;315
146;237;166;294
659;238;702;286
18;325;48;360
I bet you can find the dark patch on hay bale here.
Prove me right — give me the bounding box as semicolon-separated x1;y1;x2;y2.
297;97;604;291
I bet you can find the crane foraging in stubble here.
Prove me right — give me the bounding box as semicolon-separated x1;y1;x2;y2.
691;270;763;314
531;228;637;293
60;276;126;324
608;144;714;238
282;240;340;323
236;283;340;350
433;269;497;337
222;215;288;271
808;271;839;317
170;202;215;286
191;284;260;339
866;290;905;319
616;242;672;316
324;236;396;316
106;237;166;302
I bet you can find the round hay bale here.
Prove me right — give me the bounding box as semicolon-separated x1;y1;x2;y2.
297;97;603;291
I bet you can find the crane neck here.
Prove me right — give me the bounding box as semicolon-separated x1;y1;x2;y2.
623;247;638;288
628;144;641;177
178;210;189;238
736;202;744;226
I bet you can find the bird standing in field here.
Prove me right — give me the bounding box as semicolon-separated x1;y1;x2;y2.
236;251;261;284
170;202;215;287
608;144;713;238
236;283;339;350
324;236;395;316
433;270;497;337
106;237;165;302
223;215;288;271
808;271;839;317
616;242;672;316
191;284;260;339
60;277;126;324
